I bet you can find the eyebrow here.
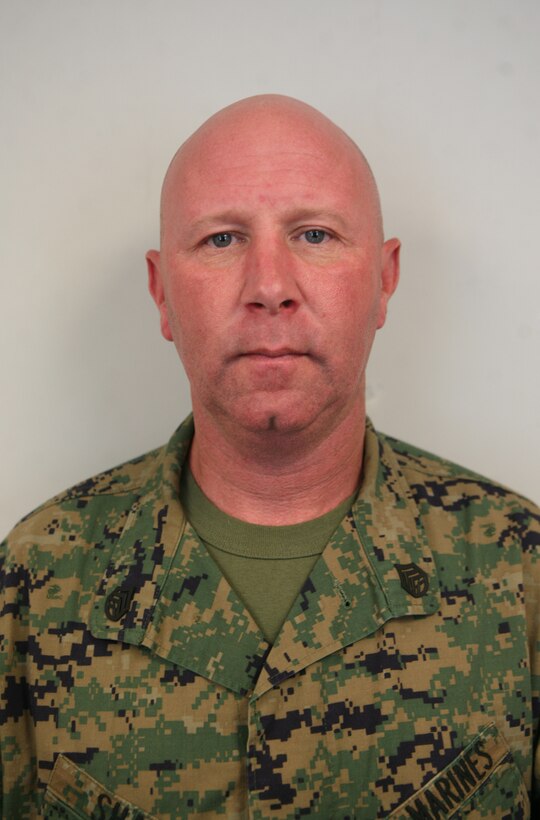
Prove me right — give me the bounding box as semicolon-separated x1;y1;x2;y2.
186;211;251;236
184;208;350;237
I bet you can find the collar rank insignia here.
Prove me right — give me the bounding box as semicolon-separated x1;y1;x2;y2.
396;563;429;598
105;587;135;621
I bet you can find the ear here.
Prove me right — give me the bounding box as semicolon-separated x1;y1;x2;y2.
376;238;401;329
146;250;174;342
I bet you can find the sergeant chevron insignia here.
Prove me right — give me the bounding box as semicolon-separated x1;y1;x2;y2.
395;563;429;598
104;587;135;621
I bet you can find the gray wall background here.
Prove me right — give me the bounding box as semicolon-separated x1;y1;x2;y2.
1;0;539;534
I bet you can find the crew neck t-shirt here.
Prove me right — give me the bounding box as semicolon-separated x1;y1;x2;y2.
179;466;356;643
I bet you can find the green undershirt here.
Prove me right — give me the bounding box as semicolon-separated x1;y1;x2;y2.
180;466;355;643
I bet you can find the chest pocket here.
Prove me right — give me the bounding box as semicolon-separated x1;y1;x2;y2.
389;723;530;819
42;755;156;820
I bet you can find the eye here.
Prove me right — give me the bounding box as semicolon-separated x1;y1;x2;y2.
303;229;328;244
208;232;234;248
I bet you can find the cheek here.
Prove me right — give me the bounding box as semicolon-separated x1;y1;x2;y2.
322;276;381;334
165;283;223;367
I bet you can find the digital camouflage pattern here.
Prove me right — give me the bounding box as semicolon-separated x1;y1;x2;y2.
1;416;539;818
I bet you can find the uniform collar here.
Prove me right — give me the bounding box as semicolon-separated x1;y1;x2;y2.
90;417;440;696
256;419;440;697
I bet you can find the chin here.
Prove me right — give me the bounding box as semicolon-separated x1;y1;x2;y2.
221;393;334;438
234;409;307;435
249;412;306;434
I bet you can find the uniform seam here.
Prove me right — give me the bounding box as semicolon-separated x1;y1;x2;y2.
396;460;533;508
13;479;152;530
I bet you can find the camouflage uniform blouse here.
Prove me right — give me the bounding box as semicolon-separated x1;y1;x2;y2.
1;417;539;818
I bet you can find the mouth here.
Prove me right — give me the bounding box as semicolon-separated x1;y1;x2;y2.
240;348;307;359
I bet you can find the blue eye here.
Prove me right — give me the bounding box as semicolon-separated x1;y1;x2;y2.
210;233;233;248
304;229;327;244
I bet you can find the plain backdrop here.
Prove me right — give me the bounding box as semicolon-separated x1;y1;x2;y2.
1;0;539;535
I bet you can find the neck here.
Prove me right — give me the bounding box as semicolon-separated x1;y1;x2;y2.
188;401;366;525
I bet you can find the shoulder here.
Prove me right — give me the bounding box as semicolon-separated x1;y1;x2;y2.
1;442;165;559
383;429;538;507
34;443;164;508
380;430;539;545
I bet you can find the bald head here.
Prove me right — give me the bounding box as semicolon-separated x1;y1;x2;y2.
160;94;383;246
147;93;400;449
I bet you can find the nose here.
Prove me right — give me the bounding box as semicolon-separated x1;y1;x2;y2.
240;238;302;315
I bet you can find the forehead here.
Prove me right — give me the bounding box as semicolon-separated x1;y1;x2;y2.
190;154;353;212
164;115;371;228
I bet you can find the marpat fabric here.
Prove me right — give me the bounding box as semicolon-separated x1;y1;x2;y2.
1;416;539;818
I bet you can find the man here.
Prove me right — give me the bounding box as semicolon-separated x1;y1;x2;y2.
1;95;538;818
